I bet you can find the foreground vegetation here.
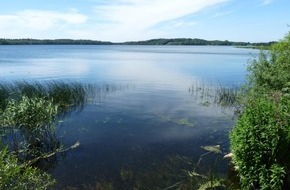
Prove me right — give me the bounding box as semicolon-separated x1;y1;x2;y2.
0;146;55;190
230;32;290;189
0;81;96;112
0;81;96;189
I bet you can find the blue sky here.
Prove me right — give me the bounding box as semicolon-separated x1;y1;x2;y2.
0;0;289;42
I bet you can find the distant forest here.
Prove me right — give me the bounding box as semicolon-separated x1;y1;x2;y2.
0;38;276;46
122;38;275;46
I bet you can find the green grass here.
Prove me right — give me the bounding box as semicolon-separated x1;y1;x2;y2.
214;86;239;106
189;82;240;107
0;80;96;113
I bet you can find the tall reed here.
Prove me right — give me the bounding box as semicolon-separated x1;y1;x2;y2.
189;82;240;107
0;80;96;113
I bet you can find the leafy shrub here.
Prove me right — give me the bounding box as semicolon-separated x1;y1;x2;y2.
230;31;290;189
230;96;290;189
247;32;290;92
0;146;55;190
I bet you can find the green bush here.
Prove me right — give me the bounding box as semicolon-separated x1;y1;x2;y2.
230;31;290;189
0;146;55;190
230;96;290;189
247;32;290;92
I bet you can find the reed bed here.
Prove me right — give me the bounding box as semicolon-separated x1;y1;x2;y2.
189;82;240;107
0;81;98;166
0;80;125;113
0;80;127;187
214;86;239;106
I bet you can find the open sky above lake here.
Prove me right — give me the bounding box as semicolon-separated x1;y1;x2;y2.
0;0;289;42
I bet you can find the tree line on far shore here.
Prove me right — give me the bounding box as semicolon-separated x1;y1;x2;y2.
0;38;275;47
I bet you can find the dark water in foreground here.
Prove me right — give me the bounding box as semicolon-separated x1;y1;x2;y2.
0;45;259;189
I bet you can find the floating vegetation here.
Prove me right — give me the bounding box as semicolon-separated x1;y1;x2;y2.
182;168;226;190
197;179;225;190
157;113;172;123
176;118;195;127
158;151;229;190
155;113;197;128
201;145;222;154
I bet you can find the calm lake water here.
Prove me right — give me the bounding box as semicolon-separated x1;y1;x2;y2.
0;45;259;189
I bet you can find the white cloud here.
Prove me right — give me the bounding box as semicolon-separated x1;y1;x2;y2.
0;0;229;41
21;10;86;30
91;0;229;41
97;1;228;28
0;9;87;36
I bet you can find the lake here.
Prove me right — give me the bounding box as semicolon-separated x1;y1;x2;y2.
0;45;259;189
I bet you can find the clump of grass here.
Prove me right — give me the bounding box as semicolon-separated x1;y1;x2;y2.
0;96;60;163
214;86;239;106
0;83;12;110
0;80;96;113
1;96;58;129
189;82;240;107
0;80;127;113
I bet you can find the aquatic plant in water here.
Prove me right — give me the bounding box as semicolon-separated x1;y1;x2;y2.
0;80;95;113
176;118;195;127
189;82;240;107
201;145;222;154
1;96;58;129
0;96;60;162
0;146;55;190
0;81;94;189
